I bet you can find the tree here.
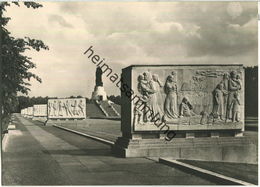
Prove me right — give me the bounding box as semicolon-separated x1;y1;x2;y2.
245;66;258;117
0;2;49;117
16;96;49;112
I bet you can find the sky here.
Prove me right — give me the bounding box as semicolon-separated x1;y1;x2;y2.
5;1;258;98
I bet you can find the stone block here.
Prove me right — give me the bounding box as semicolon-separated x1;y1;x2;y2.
112;137;257;164
113;64;247;160
7;125;16;130
186;132;195;138
33;104;47;118
210;132;219;138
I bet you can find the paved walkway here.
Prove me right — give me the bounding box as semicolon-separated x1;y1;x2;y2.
3;114;218;185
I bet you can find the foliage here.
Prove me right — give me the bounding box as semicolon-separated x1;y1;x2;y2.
245;66;258;117
69;95;84;98
16;96;90;113
17;96;49;112
0;2;48;117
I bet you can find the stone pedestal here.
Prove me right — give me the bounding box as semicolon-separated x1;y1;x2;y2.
32;116;47;122
112;136;256;164
211;132;219;138
91;86;107;101
186;132;195;138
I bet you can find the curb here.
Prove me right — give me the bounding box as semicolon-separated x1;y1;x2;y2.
159;158;255;186
53;124;115;146
2;133;9;152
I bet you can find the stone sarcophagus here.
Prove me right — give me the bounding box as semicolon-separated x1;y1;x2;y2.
113;65;255;163
47;98;86;119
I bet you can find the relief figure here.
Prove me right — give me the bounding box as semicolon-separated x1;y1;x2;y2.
219;72;229;116
133;95;148;125
179;97;196;117
163;73;179;121
58;100;63;116
232;92;240;122
64;100;73;116
150;74;164;120
72;100;79;116
136;71;165;123
53;101;58;116
226;71;241;122
235;74;242;107
78;100;85;115
137;72;154;122
48;103;53;116
212;83;227;120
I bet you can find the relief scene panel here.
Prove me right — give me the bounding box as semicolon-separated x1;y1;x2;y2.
33;104;47;117
131;65;244;131
48;98;86;119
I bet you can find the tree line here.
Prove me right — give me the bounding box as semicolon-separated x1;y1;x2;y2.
245;66;258;117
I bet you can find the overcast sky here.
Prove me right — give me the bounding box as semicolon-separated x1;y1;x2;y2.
6;2;257;98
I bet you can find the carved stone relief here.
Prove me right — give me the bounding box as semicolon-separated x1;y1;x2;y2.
28;107;33;116
33;104;47;117
48;98;86;119
132;68;243;126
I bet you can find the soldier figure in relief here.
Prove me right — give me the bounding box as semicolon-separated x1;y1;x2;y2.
232;92;240;122
78;100;85;116
226;71;241;122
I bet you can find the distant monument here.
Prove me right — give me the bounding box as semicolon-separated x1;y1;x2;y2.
96;66;103;87
91;67;107;101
